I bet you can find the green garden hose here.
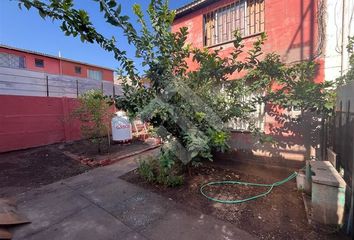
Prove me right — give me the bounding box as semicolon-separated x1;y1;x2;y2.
200;171;298;204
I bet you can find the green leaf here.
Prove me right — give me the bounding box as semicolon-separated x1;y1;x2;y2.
38;9;46;19
80;35;85;43
23;1;31;10
107;0;117;8
115;4;121;15
132;4;143;18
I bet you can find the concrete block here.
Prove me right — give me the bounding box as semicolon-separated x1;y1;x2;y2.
296;171;305;190
310;161;346;225
312;182;346;225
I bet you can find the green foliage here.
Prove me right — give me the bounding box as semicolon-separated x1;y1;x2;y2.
337;36;354;85
72;89;113;153
249;57;337;116
19;0;339;174
137;159;155;183
137;153;184;187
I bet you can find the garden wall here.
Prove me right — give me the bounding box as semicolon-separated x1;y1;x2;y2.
216;110;321;169
0;95;81;153
0;66;122;153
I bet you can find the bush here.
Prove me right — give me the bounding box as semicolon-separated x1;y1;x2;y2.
137;158;155;183
71;90;113;153
137;154;184;187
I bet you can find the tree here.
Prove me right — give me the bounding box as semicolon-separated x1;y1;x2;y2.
72;89;113;153
337;36;354;85
18;0;337;172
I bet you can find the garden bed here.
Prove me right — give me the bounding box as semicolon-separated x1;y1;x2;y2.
0;138;159;198
121;160;347;240
61;138;159;167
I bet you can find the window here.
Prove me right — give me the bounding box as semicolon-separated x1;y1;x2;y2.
0;53;25;68
75;66;82;74
203;0;265;46
35;58;44;68
87;69;102;80
227;92;265;131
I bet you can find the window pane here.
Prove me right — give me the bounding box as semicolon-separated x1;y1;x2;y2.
35;59;44;68
19;56;25;68
203;0;264;46
75;66;81;74
0;53;26;69
88;69;102;80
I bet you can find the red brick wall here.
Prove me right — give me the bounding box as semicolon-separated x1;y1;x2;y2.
0;95;81;152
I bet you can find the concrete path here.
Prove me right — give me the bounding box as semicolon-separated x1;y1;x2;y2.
9;149;255;240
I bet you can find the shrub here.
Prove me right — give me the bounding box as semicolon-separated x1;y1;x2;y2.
137;158;155;183
137;154;184;187
72;89;113;153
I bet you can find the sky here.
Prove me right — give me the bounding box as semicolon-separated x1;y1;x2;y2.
0;0;191;74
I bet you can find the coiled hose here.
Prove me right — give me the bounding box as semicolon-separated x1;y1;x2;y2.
200;171;298;204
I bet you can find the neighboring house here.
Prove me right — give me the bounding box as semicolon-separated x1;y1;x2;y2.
172;0;354;166
0;45;117;153
0;44;114;82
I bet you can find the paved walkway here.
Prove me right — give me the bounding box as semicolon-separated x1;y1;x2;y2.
9;149;255;240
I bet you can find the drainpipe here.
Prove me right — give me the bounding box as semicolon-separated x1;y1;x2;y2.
340;0;346;76
58;50;63;75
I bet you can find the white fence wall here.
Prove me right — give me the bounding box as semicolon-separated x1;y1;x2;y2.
0;66;123;98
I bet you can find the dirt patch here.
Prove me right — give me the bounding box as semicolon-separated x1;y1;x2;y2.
121;161;347;240
62;138;157;161
0;139;158;198
0;146;90;198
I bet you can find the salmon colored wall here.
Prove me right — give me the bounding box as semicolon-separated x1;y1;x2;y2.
0;47;114;81
0;48;60;74
61;61;114;82
172;0;324;164
172;0;324;82
0;95;81;153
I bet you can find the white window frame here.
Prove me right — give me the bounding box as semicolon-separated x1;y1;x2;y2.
87;69;103;81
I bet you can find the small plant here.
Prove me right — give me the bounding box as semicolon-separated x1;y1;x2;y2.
137;158;155;183
72;89;113;153
137;154;184;187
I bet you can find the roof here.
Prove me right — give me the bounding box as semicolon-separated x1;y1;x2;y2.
0;44;115;71
175;0;217;19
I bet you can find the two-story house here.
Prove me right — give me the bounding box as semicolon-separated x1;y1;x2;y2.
172;0;354;167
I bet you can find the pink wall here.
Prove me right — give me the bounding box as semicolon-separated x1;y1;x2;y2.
1;48;60;75
172;0;324;165
61;61;114;82
0;47;114;81
0;95;81;153
172;0;324;82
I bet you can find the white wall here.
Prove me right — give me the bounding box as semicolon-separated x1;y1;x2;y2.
324;0;354;81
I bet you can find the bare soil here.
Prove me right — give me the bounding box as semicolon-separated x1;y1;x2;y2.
0;145;90;198
121;160;348;240
62;138;156;161
0;139;157;197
